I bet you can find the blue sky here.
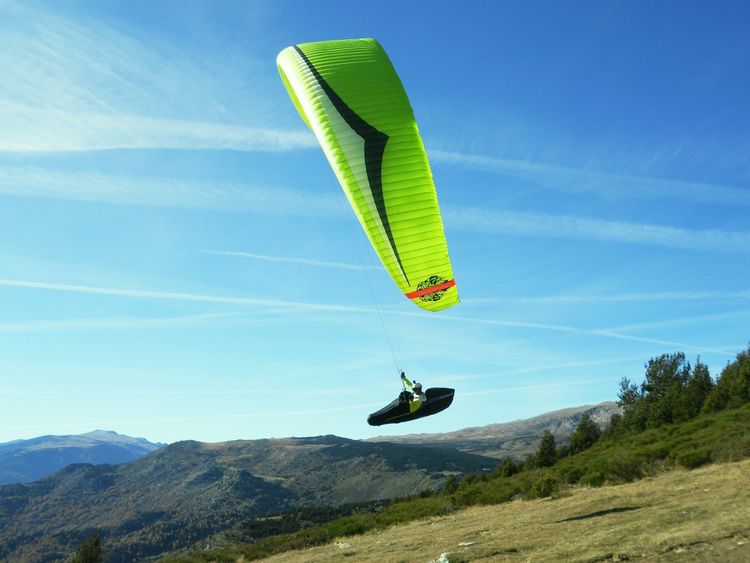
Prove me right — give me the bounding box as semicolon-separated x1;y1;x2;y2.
1;0;748;444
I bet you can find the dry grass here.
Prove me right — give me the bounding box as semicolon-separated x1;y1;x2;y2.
260;459;750;562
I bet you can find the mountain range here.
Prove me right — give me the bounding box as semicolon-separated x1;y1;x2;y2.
0;401;619;561
0;430;164;485
0;435;494;562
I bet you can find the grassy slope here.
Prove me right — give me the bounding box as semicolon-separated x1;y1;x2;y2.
263;458;750;562
166;404;750;562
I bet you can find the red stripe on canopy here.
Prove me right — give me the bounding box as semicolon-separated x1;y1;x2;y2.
405;279;456;299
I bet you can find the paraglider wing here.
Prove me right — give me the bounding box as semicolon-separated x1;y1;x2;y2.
367;387;455;426
277;38;458;312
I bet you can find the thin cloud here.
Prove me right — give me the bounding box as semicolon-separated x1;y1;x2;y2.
3;166;748;255
579;328;736;355
0;402;386;433
0;277;736;355
463;289;750;305
0;3;313;152
0;278;370;314
444;206;750;253
0;103;315;152
606;308;750;333
0;388;368;397
0;167;344;216
0;312;300;333
204;250;382;271
431;150;750;207
461;376;616;397
413;311;738;356
448;356;642;383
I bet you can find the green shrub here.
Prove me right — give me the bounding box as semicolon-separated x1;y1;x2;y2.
455;486;483;506
442;474;459;494
605;455;644;482
527;474;559;499
676;449;712;469
494;458;519;478
463;473;482;485
558;465;584;484
580;471;605;487
643;444;670;459
478;477;526;505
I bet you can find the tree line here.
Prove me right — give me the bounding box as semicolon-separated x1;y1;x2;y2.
522;344;750;469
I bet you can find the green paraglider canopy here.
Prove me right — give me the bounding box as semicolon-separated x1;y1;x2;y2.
277;38;459;312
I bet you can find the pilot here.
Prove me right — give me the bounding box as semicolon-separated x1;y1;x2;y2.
401;372;427;412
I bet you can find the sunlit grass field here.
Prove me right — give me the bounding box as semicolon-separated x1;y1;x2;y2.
262;458;750;562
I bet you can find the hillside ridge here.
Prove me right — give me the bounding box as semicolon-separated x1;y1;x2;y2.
0;434;494;562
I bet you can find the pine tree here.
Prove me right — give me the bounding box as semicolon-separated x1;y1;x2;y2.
618;377;647;431
535;430;557;467
570;413;601;454
603;412;624;438
682;359;713;419
618;352;710;430
703;346;750;412
641;353;691;427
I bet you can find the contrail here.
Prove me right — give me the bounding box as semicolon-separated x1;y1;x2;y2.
0;402;385;434
204;250;382;271
0;278;736;354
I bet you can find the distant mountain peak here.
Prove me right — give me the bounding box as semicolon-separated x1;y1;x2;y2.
84;429;120;436
0;430;164;485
